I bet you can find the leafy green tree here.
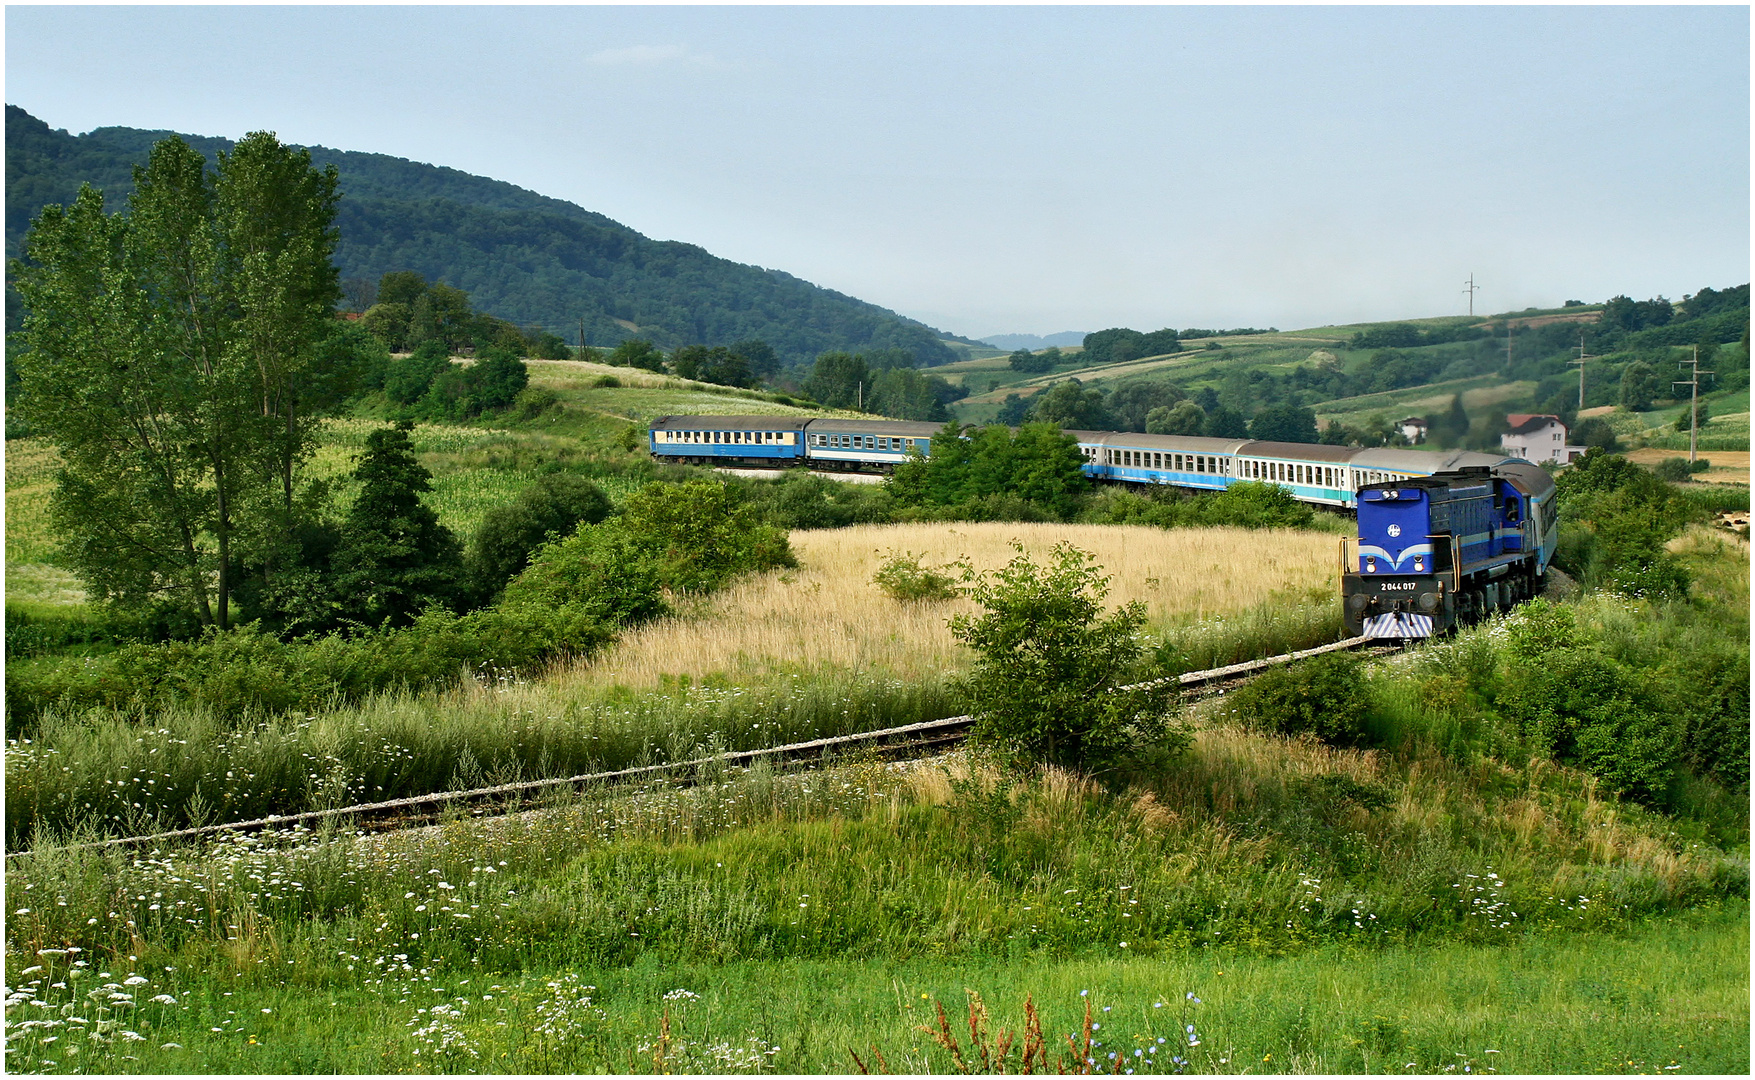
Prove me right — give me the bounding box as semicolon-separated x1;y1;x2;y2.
361;300;412;351
528;330;572;360
618;480;795;594
1081;328;1147;365
951;542;1176;773
803;350;871;410
1619;361;1662;411
1108;380;1185;431
994;393;1032;426
1147;400;1205;435
1202;405;1250;439
1247;403;1319;443
1572;417;1621;453
1008;348;1054;374
10;132;341;629
608;338;665;372
1319;419;1351;446
377;270;427;307
383;341;451;404
1028;379;1113;429
333;423;465;626
868;365;951;421
500;523;669;627
730;338;781;381
671;344;755;388
466;474;613;601
1674;398;1709;431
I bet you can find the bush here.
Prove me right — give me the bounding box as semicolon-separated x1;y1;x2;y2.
618;480;796;593
466;474;614;601
1655;457;1693;482
1229;653;1372;746
591;375;622;389
1497;647;1679;803
514;386;560;418
737;472;896;530
871;550;960;602
951;542;1179;773
501;523;671;627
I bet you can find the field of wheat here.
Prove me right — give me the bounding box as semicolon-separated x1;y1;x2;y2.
553;521;1339;693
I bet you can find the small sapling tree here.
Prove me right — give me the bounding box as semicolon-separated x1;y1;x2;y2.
950;542;1179;773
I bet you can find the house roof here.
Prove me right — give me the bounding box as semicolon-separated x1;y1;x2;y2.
1505;413;1564;436
1397;416;1428;426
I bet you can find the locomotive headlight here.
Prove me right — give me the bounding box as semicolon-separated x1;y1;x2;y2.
1366;558;1377;573
1413;558;1425;572
1418;592;1439;612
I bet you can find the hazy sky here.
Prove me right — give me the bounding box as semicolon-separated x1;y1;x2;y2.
7;5;1749;338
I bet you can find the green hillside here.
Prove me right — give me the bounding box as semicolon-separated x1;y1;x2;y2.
959;305;1750;452
4;105;967;365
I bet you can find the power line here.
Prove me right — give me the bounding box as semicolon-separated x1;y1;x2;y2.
1568;331;1600;411
1462;274;1481;317
1673;345;1716;465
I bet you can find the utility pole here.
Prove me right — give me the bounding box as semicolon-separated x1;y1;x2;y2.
1673;345;1715;465
1463;274;1480;317
1568;331;1599;411
578;317;586;352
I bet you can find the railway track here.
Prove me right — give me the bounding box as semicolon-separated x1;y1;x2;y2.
7;634;1401;860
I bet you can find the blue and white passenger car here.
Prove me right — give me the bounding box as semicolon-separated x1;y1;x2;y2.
648;415;809;465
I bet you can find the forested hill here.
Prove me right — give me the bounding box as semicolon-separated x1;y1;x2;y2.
5;105;964;364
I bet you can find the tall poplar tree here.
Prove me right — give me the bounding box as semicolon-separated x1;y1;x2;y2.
10;132;341;628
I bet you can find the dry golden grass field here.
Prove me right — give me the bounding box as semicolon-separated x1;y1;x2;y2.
554;521;1338;693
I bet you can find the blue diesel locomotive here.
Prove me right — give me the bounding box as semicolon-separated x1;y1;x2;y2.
1342;461;1557;639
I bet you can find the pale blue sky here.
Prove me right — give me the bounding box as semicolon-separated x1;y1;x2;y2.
6;5;1748;338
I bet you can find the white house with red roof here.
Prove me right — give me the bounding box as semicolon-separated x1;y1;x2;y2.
1501;413;1586;464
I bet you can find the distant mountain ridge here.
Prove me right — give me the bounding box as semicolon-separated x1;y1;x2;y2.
980;331;1089;351
5;105;973;365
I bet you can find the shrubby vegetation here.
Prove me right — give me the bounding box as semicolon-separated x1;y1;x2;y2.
952;543;1179;774
6;478;795;740
1552;448;1700;598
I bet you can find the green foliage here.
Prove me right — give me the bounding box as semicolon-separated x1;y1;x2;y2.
608;338;665;372
333;423;465;626
670;344;755;388
1655;457;1693;482
499;522;670;627
618;479;797;594
1146;400;1206;435
888;422;1089;521
1229;653;1372;746
383;341;452;404
1078;481;1315;531
1498;648;1678;803
734;471;896;530
1572;416;1621;452
1248;403;1320;443
10;130;342;631
871;549;960;602
1026;379;1113;429
950;542;1178;772
1008;347;1055;373
1554;449;1698;598
465;473;614;601
1081;327;1180;364
1619;361;1663;411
